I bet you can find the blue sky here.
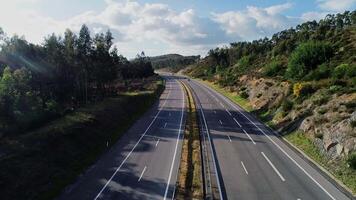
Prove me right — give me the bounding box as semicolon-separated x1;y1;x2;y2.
0;0;355;58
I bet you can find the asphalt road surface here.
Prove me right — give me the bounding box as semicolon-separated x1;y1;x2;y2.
184;78;351;200
57;76;186;200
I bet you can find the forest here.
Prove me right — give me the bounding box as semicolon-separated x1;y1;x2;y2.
0;25;154;135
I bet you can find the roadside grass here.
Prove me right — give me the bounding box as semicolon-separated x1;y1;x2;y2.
284;131;356;194
0;79;164;200
175;81;203;200
194;77;356;195
197;79;253;112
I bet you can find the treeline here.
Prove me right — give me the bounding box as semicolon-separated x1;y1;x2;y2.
188;10;356;87
0;25;154;134
150;54;200;72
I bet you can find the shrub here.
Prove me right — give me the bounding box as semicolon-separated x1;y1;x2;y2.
346;64;356;78
235;56;251;73
240;90;249;99
305;63;332;80
281;100;294;111
329;85;343;93
286;41;333;80
263;60;284;77
334;64;348;78
293;82;315;98
347;153;356;170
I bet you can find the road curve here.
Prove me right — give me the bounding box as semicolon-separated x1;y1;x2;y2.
57;76;186;200
184;78;351;200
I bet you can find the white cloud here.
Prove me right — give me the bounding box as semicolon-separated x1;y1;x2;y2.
317;0;356;12
0;0;324;57
212;3;298;41
301;11;329;21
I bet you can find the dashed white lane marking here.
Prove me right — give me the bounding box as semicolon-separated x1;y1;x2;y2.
164;122;167;128
138;166;147;182
228;135;232;142
155;139;160;147
243;129;256;145
214;110;217;114
261;152;285;182
233;117;242;128
241;161;248;175
219;120;223;125
225;108;232;116
169;112;171;116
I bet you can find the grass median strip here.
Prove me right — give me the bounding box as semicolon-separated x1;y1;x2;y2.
175;81;203;200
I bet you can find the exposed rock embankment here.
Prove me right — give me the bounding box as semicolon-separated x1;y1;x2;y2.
233;75;356;160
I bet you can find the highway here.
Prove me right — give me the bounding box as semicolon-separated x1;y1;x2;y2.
184;78;351;200
57;76;186;200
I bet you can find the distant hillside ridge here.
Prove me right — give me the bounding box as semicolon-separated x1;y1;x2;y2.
150;54;200;72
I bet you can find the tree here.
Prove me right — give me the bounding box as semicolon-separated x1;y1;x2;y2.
286;41;333;80
77;24;92;103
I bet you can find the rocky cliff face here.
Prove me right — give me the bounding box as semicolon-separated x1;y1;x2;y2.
234;75;356;160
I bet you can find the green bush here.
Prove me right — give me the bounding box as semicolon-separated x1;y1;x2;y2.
334;64;348;78
286;41;333;80
305;63;332;80
347;153;356;170
329;85;343;93
235;56;251;73
281;100;293;111
346;64;356;77
240;90;249;99
334;64;356;79
263;60;284;77
293;82;315;98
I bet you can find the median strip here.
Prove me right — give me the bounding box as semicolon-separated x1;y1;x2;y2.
175;81;203;199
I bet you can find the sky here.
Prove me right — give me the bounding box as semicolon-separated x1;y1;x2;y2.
0;0;355;58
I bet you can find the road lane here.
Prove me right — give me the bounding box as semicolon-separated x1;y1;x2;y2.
185;78;350;200
57;76;186;200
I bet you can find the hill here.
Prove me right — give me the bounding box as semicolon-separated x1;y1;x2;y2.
183;10;356;193
150;54;200;72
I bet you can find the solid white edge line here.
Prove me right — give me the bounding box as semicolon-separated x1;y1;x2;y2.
138;166;147;182
163;80;185;200
198;81;337;200
261;152;286;182
241;161;248;175
233;118;242;128
243;129;256;145
93;79;172;200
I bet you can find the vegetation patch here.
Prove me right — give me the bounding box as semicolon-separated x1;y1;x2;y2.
175;81;203;200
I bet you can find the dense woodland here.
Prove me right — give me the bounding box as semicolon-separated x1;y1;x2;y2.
0;25;154;134
187;10;356;90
